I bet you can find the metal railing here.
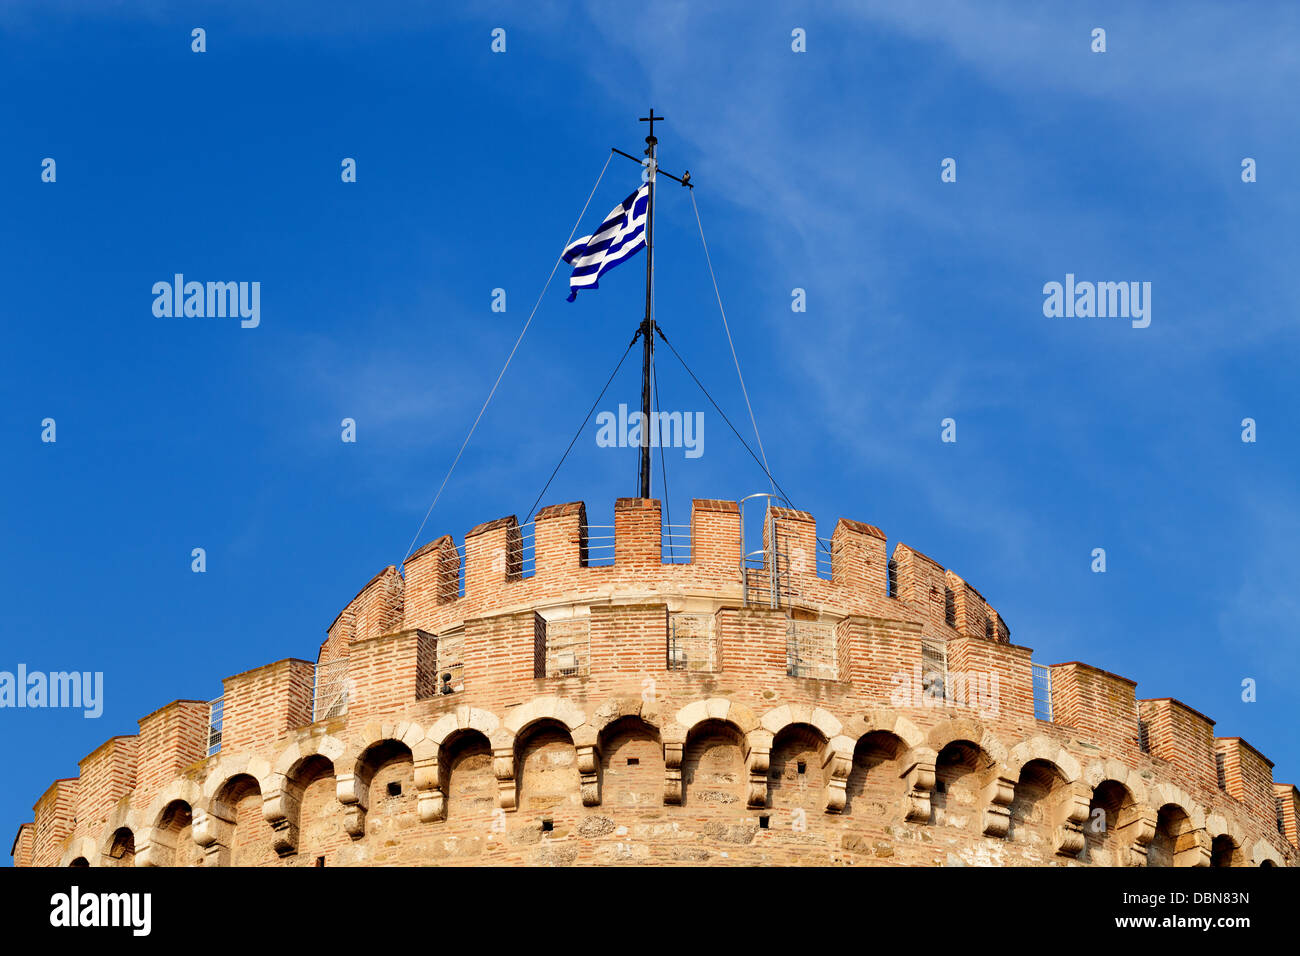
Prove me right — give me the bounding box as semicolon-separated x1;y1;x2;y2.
312;659;349;722
1031;664;1053;721
815;537;833;581
786;620;839;681
584;524;615;567
668;613;717;672
661;523;692;564
206;697;224;756
740;493;795;608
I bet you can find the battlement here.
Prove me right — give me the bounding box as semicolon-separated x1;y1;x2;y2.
12;497;1295;868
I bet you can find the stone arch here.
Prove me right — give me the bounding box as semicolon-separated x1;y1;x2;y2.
1210;832;1244;867
261;733;348;857
931;736;1000;833
272;733;348;779
1006;757;1079;856
441;728;496;824
1082;758;1149;807
767;722;830;822
1081;778;1139;866
204;772;277;866
590;696;662;736
598;715;663;812
674;698;759;737
514;717;582;830
281;753;347;861
333;721;425;839
503;696;585;738
1148;802;1203;867
1006;737;1080;784
680;717;749;812
103;826;137;867
759;703;842;742
1206;813;1247;867
59;837;99;868
1251;839;1285;867
351;736;417;845
843;730;910;825
137;779;204;867
843;710;925;751
925;717;1008;768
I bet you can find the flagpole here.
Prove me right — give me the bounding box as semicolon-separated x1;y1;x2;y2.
637;109;662;499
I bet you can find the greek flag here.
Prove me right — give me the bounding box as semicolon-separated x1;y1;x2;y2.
562;184;649;300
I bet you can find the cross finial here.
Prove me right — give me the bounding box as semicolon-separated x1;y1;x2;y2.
640;108;664;144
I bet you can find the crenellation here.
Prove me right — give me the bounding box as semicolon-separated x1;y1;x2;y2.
1215;737;1276;832
75;735;138;838
1276;784;1299;848
32;778;79;868
614;497;660;568
220;658;315;750
1138;698;1219;796
890;543;948;633
830;518;887;602
1049;662;1142;760
135;699;209;812
12;496;1292;868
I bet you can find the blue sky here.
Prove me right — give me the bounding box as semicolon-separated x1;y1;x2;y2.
2;1;1298;849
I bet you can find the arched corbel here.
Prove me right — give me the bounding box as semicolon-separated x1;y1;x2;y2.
1054;781;1092;857
900;746;937;823
573;724;601;807
746;729;773;809
822;735;854;814
335;772;368;839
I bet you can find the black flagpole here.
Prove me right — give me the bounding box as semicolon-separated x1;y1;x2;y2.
637;109;662;499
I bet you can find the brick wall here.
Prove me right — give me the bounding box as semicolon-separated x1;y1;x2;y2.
75;736;138;837
1138;698;1217;795
1049;662;1141;759
135;700;209;812
221;659;315;751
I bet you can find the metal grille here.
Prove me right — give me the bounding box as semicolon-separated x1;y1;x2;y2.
436;630;464;694
1137;718;1151;754
1215;751;1227;791
312;659;349;721
786;620;838;680
543;618;590;678
887;559;898;598
1278;796;1287;836
668;613;717;672
206;697;224;756
661;523;691;564
584;524;615;567
1031;664;1053;721
921;636;948;700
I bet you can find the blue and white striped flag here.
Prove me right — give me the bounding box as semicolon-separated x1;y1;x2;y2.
562;184;649;301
